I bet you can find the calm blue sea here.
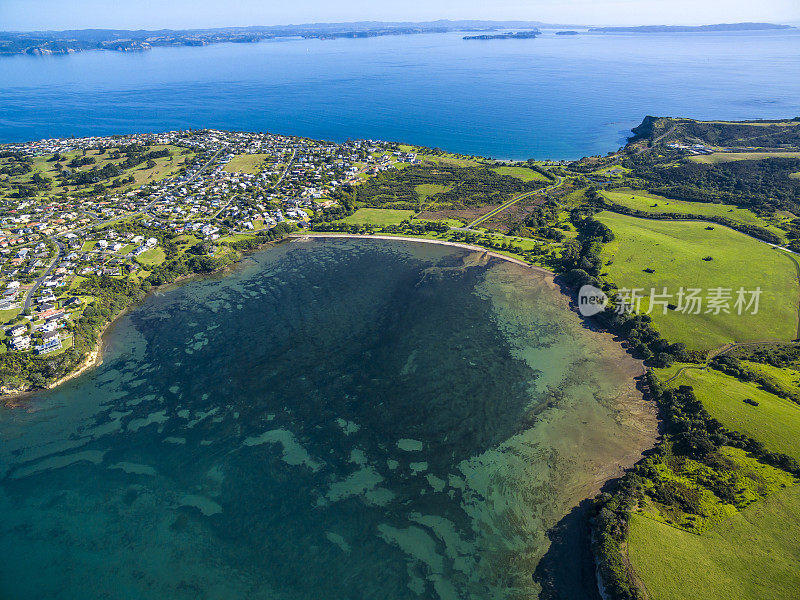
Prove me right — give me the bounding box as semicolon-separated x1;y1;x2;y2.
1;29;799;158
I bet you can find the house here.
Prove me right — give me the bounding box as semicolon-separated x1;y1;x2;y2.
40;320;58;333
38;308;64;321
9;335;31;351
41;330;59;343
35;335;61;355
7;324;27;337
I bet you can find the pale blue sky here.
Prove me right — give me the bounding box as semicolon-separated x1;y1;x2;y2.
1;0;798;32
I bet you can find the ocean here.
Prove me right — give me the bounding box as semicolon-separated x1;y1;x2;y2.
0;239;656;599
0;29;799;158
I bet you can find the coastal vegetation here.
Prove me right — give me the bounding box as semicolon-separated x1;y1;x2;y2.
664;366;800;461
352;163;546;211
580;116;800;600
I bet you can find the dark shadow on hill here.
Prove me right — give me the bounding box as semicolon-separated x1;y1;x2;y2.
532;499;601;600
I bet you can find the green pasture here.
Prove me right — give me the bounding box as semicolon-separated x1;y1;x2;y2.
596;212;799;350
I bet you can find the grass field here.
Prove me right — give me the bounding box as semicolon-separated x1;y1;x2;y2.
600;189;786;241
742;361;800;398
136;247;166;267
1;145;192;200
688;151;800;164
222;154;270;174
596;212;799;350
663;366;800;460
339;208;416;226
415;183;452;204
628;484;800;600
419;154;484;168
491;166;549;182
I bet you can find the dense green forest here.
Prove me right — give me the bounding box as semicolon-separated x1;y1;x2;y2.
624;155;800;211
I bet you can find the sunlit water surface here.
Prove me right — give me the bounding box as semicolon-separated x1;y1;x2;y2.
1;29;799;158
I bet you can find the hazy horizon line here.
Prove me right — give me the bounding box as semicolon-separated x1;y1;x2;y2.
2;18;796;35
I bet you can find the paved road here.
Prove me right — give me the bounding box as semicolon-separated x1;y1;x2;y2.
464;174;564;229
276;149;296;187
22;239;65;311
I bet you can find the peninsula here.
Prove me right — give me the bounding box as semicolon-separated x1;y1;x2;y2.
0;20;570;56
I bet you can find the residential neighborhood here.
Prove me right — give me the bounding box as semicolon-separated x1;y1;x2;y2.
0;129;412;356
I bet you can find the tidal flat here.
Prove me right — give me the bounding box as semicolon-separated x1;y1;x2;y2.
0;238;655;599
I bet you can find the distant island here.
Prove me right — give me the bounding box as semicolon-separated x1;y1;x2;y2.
590;22;793;33
0;20;573;56
463;31;539;40
2;20;790;56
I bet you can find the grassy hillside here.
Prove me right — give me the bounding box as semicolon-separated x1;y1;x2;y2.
596;212;799;350
222;153;270;174
599;189;787;241
664;367;800;461
688;151;800;164
628;484;800;600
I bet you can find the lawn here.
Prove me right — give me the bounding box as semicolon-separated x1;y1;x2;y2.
491;166;549;182
664;366;800;460
596;212;799;350
600;189;786;241
222;154;270;174
0;307;22;327
628;484;800;600
136;247;166;267
339;208;416;226
688;151;800;164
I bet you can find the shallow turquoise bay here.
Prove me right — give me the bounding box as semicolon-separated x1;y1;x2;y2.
0;239;655;599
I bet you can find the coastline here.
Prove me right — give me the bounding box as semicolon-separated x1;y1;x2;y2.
291;233;555;275
0;236;291;406
1;232;579;405
0;228;658;599
0;305;123;407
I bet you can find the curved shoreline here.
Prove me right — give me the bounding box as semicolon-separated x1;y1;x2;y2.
2;232;567;404
0;230;657;598
290;233;554;275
